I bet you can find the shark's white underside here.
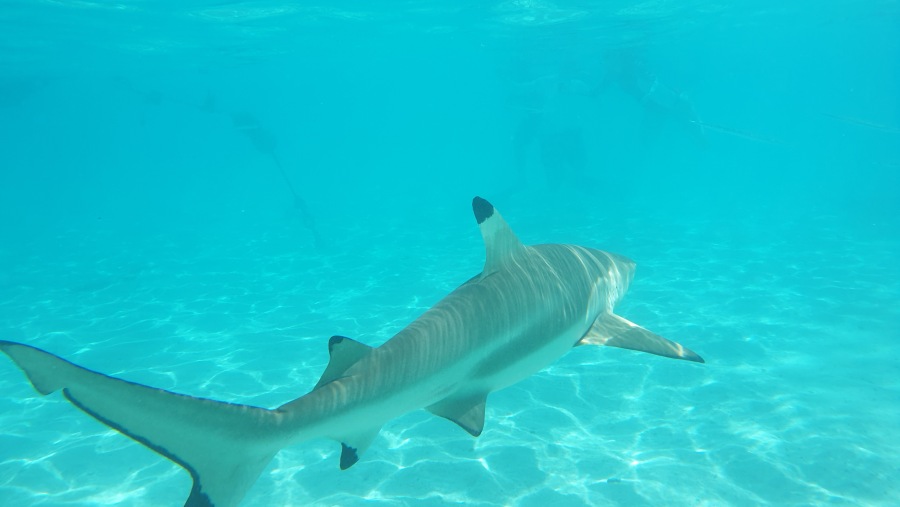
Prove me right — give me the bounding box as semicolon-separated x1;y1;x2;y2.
0;197;703;507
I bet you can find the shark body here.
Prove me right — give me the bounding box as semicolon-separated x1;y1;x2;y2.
1;197;703;507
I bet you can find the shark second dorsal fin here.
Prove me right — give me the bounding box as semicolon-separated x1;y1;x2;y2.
472;197;524;275
314;336;373;389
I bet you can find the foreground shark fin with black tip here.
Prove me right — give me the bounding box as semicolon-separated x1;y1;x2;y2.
473;196;524;275
577;313;704;362
314;335;373;389
338;426;381;469
0;340;281;507
1;196;704;506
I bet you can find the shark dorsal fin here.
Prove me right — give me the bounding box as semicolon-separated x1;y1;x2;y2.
314;336;373;389
472;197;524;274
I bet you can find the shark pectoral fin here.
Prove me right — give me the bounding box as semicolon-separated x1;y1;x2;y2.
472;197;524;275
314;336;373;389
0;341;282;507
577;314;705;363
338;427;381;470
426;393;488;437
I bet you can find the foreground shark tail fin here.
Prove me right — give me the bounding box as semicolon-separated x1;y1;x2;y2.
472;196;524;274
0;341;284;507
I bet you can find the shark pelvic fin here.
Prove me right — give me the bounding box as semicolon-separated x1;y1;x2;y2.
577;313;705;363
472;196;524;275
338;426;381;470
315;336;373;389
426;392;488;437
0;341;282;507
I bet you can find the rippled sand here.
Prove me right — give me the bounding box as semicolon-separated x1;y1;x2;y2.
1;208;897;506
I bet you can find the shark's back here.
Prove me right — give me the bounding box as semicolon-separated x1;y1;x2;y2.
321;240;636;435
383;242;631;367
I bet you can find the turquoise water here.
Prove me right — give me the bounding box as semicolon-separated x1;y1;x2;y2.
1;1;899;506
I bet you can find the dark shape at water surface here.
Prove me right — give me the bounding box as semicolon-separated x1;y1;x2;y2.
0;75;56;108
822;112;900;135
112;78;322;246
231;111;322;247
199;90;217;115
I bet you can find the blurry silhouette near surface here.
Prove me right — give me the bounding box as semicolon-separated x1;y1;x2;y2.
115;78;323;247
231;111;323;247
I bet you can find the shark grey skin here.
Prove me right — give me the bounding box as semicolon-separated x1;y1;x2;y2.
0;197;703;507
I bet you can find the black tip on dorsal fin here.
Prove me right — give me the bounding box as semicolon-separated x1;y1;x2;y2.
472;196;494;225
470;196;524;274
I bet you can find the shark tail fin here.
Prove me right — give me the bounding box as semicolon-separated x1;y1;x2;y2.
0;341;285;507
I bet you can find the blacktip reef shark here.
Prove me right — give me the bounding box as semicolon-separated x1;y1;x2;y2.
1;197;703;507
